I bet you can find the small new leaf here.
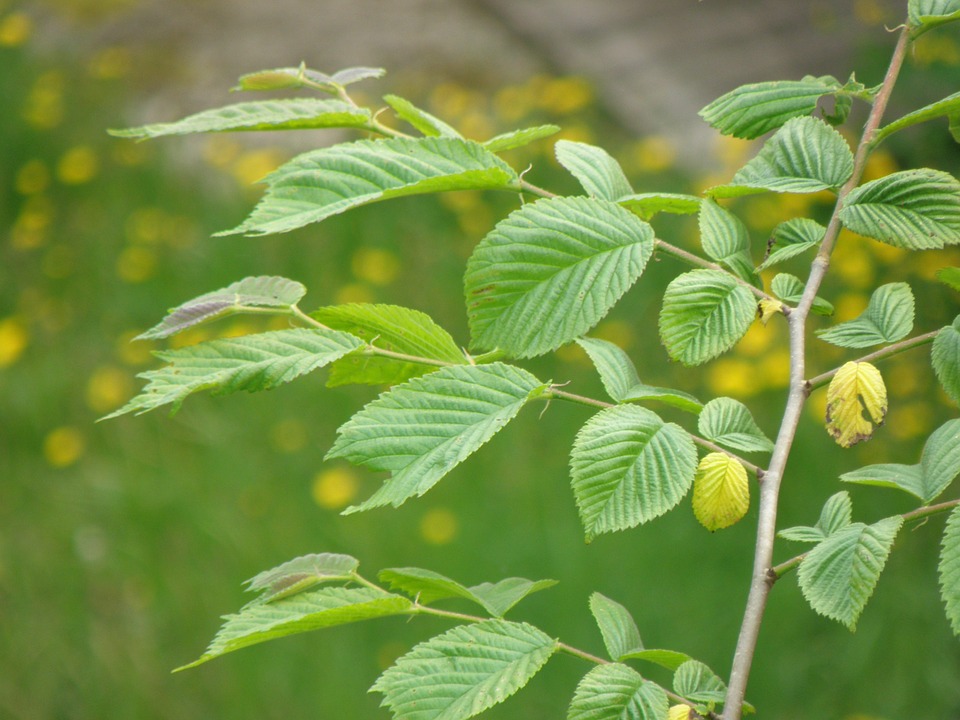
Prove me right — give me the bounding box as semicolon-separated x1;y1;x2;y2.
570;404;698;540
619;193;701;221
383;94;462;138
482;125;561;153
329;363;543;513
658;269;756;366
780;491;853;543
698;199;755;282
555;140;634;201
770;273;833;316
373;620;557;720
939;504;960;636
757;218;825;271
245;553;359;602
589;592;644;660
698;397;774;453
816;282;915;348
825;361;887;448
875;90;960;145
137;276;306;340
933;316;960;404
569;664;669;720
692;453;750;531
797;516;903;630
673;660;727;705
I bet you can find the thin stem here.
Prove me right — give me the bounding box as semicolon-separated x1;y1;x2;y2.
721;23;911;720
806;330;940;391
654;239;780;307
365;345;457;368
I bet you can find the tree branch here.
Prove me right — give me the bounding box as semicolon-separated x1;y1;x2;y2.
805;329;940;391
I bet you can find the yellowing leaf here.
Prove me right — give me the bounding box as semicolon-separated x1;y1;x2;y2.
758;298;784;325
692;453;750;531
668;704;692;720
825;361;887;448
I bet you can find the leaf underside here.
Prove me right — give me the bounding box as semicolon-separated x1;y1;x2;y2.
568;663;669;720
939;504;960;636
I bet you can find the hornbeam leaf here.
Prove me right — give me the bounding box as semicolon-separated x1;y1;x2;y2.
618;192;702;221
937;267;960;292
825;361;887;448
555;140;634;201
673;660;727;705
816;282;915;348
698;199;755;282
482;124;561;153
842;419;960;503
589;592;644;660
658;269;756;366
329;362;544;513
465;196;654;358
933;316;960;404
797;516;903;630
568;663;669;720
232;65;385;92
619;649;693;672
138;276;306;340
779;491;853;543
102;329;364;419
109;99;372;139
311;304;466;387
699;76;842;139
709;117;853;198
875;90;960;144
177;586;412;670
909;0;960;37
570;404;698;540
757;218;825;271
838;169;960;250
620;384;704;414
373;620;558;720
379;567;556;618
771;272;834;316
383;94;462;138
221;137;518;236
698;397;774;454
939;504;960;635
692;453;750;531
245;553;359;603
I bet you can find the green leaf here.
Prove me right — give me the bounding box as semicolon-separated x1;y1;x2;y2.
875;90;960;145
658;269;756;366
909;0;960;37
673;660;726;705
936;267;960;292
797;516;903;630
698;397;774;453
137;276;306;340
373;620;557;720
780;491;853;543
383;94;462;138
618;193;702;221
177;586;412;670
555;140;634;201
933;316;960;404
482;124;561;153
816;282;914;348
465;197;654;358
699;76;842;140
568;664;669;720
843;419;960;503
570;404;698;540
939;504;960;636
379;567;556;618
103;329;364;419
576;338;703;412
311;304;466;387
245;553;360;603
757;218;825;271
698;199;755;282
708;117;853;198
109;99;373;139
618;649;693;672
232;65;385;92
221;137;518;236
329;362;543;513
838;169;960;250
589;592;644;660
770;273;834;316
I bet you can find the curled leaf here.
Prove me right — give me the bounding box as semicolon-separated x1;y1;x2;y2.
825;361;887;448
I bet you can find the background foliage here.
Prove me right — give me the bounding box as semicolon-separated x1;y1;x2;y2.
3;2;960;718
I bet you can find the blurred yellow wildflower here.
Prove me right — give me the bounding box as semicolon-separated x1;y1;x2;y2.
458;111;495;141
707;357;758;397
861;148;898;183
335;283;375;305
44;426;85;468
116;246;157;283
232;148;286;187
493;84;533;122
115;330;154;366
0;317;28;367
854;0;891;25
886;401;933;440
914;33;960;65
111;139;151;166
352;247;400;286
429;82;482;120
57;146;99;185
23;70;64;129
830;242;875;289
311;467;359;510
758;348;791;388
15;160;50;195
0;11;31;46
594;319;635;350
87;45;131;79
86;365;134;414
270;418;308;453
886;359;927;398
537;76;593;115
125;207;166;245
833;292;869;321
737;323;776;357
420;507;459;545
628;136;676;174
555;123;594;145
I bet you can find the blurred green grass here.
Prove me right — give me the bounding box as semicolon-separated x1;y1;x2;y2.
2;4;960;719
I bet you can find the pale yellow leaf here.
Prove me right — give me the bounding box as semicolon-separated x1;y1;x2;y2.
825;361;887;448
667;705;692;720
758;298;784;325
692;452;750;531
